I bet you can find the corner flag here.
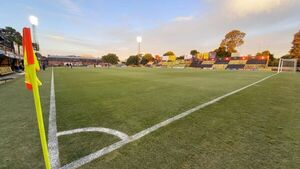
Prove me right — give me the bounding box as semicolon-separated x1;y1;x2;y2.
23;27;51;169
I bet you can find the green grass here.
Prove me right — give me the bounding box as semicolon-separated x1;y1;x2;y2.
0;68;299;168
85;71;300;169
0;70;51;168
58;132;119;166
55;68;273;134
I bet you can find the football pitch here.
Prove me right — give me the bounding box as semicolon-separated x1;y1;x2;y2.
1;68;299;169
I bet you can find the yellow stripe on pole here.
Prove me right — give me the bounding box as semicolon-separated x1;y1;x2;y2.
29;65;51;169
23;27;51;169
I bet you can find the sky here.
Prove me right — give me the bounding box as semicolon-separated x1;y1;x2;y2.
0;0;299;60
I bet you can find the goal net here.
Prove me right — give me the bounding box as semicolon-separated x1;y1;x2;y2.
278;59;298;73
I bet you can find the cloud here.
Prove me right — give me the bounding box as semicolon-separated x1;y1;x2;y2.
58;0;81;15
43;33;99;48
45;34;65;41
173;16;194;22
40;33;102;56
227;0;291;17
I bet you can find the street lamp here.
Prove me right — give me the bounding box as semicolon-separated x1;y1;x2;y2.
29;15;39;51
136;36;142;55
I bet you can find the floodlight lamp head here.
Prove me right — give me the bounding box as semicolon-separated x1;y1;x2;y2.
29;15;39;26
136;36;142;43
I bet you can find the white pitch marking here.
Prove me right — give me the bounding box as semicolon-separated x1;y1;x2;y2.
57;127;129;141
60;73;278;169
48;68;61;169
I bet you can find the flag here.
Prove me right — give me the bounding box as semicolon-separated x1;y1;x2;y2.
22;27;51;169
23;27;42;90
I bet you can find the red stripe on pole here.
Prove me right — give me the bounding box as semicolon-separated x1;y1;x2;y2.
22;28;35;65
26;83;33;90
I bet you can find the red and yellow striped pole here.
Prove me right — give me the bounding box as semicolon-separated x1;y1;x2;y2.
23;27;51;169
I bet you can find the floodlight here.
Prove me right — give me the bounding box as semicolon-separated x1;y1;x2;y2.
29;15;39;26
136;36;142;43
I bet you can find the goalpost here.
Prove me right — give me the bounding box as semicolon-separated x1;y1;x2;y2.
278;58;298;73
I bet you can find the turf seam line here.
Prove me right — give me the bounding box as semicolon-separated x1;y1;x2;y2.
57;127;129;140
60;73;278;169
48;68;61;169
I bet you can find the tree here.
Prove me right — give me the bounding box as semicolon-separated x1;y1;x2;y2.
214;46;231;58
126;55;140;66
256;52;262;56
163;51;175;56
0;27;22;45
257;50;277;66
268;58;279;67
220;30;246;53
101;53;119;64
176;55;185;60
262;50;271;57
281;54;294;59
155;55;162;62
0;27;22;52
190;50;199;56
256;50;274;59
140;53;154;65
290;30;300;59
262;51;275;63
256;50;270;56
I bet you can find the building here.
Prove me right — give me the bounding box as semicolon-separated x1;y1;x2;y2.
0;34;24;75
47;55;101;66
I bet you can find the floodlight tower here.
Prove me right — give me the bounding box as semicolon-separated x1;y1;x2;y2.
136;36;142;55
29;15;39;51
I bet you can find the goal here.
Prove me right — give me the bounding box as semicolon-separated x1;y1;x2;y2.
278;59;298;73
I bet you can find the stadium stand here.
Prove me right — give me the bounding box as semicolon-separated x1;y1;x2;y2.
226;64;245;70
226;59;247;70
0;34;24;73
156;59;190;68
47;55;101;66
244;59;268;70
190;60;203;68
0;66;14;76
200;60;215;69
172;60;189;68
214;60;230;64
213;59;230;70
228;59;247;65
246;59;267;64
189;56;272;70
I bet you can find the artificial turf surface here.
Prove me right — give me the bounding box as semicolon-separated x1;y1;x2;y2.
0;67;299;168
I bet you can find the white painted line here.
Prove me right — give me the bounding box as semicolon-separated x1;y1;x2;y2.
48;68;61;169
60;73;278;169
57;127;129;141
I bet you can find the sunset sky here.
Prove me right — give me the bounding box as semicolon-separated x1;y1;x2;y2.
0;0;299;60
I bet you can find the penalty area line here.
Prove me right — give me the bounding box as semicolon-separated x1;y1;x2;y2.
57;127;129;141
61;73;278;169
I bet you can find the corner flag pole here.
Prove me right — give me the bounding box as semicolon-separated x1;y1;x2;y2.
30;63;51;169
23;27;51;169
